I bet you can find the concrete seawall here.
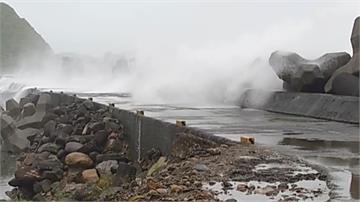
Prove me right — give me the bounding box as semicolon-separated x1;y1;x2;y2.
45;92;235;160
239;89;359;124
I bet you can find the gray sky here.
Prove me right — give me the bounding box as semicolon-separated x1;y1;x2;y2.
2;0;360;57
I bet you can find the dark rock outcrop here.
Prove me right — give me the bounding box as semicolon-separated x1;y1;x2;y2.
269;51;351;93
0;3;53;73
325;16;360;96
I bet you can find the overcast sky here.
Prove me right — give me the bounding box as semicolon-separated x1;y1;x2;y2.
2;0;360;58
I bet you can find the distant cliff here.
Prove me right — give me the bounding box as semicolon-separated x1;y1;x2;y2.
0;3;53;73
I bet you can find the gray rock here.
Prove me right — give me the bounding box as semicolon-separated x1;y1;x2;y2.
104;117;122;133
1;114;16;138
269;51;351;93
19;97;31;108
33;157;63;171
37;143;60;154
43;120;56;137
65;142;84;153
194;164;209;172
96;160;119;176
112;162;136;186
325;16;360;96
22;103;36;117
82;99;95;110
11;166;41;186
6;98;21;118
15;110;46;129
1;113;38;152
57;123;73;135
96;153;129;164
54;132;67;147
57;149;66;160
89;121;105;132
27;94;40;105
36;93;54;112
94;130;108;145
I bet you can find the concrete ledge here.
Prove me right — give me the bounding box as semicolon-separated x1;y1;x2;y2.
45;93;236;161
239;89;359;124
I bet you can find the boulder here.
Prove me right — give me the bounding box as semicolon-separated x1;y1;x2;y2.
96;160;119;176
1;113;16;138
88;121;105;132
10;166;41;186
65;152;93;168
269;51;351;93
325;16;360;96
82;169;99;183
10;128;39;150
194;163;210;172
96;153;129;164
1;113;39;151
27;94;40;105
82;99;95;110
6;98;21;118
22;103;36;117
94;130;108;145
112;162;136;186
19;97;31;108
65;142;84;153
16;93;53;129
37;143;60;154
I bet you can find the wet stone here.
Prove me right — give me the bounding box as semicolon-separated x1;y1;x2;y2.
78;141;102;154
82;169;99;183
65;152;93;169
22;103;36;118
89;121;105;132
112;162;137;186
65;142;84;153
57;149;66;159
57;123;73;135
94;130;108;145
37;143;60;154
96;160;119;176
194;164;209;172
96;153;129;164
43;120;56;137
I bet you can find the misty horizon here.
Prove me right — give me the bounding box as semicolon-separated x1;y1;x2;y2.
2;0;359;58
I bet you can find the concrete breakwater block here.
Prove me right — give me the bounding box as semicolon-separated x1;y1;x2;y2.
239;89;359;124
240;136;255;144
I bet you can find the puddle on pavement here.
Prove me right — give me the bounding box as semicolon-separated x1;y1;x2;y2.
203;179;330;201
203;162;330;201
254;163;319;176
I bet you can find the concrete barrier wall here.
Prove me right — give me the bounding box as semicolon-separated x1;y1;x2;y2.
44;93;235;161
239;89;359;124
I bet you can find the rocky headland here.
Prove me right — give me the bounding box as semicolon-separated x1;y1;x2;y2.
0;3;53;74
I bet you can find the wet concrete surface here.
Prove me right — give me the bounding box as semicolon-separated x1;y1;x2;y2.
0;92;359;201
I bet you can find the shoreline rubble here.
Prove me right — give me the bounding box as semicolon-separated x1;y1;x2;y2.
0;91;332;201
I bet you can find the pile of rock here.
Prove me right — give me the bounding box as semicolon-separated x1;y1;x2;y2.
1;92;330;201
1;92;132;200
269;16;359;96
